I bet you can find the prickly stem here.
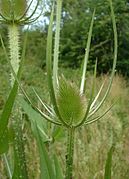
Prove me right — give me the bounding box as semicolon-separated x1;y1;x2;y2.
65;127;75;179
8;24;28;178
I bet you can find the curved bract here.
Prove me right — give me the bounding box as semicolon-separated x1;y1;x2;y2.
0;0;41;25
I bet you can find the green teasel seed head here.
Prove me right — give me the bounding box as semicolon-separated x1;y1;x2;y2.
0;0;27;21
57;77;87;126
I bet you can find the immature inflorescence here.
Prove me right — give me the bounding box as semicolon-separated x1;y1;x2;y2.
57;77;87;125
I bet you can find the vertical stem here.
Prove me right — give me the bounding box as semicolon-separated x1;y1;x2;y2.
65;127;75;179
8;24;28;178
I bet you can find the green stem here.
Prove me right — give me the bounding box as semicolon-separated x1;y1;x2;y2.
12;111;28;178
8;24;28;178
65;127;75;179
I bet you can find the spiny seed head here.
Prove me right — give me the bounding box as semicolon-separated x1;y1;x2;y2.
0;0;41;25
0;0;27;20
57;78;87;126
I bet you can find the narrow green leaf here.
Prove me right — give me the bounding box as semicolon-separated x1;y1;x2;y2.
0;81;18;143
80;9;95;94
35;124;55;179
19;97;49;142
104;145;115;179
0;129;9;154
53;154;64;179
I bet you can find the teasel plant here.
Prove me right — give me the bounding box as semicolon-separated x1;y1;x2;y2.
20;0;117;178
0;0;117;178
0;0;42;178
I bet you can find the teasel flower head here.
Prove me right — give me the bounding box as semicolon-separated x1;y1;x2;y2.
0;0;42;25
32;0;117;129
57;77;87;126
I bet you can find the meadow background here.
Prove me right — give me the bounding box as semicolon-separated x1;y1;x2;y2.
0;0;129;178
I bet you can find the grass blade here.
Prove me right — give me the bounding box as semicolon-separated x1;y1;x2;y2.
104;145;115;179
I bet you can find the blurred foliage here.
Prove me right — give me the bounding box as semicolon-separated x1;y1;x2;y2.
59;0;129;75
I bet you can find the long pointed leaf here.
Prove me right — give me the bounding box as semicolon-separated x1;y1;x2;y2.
35;124;55;179
80;9;95;94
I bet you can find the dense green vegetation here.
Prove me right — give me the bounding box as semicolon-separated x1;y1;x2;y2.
0;0;129;178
